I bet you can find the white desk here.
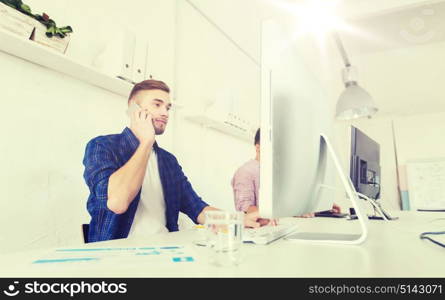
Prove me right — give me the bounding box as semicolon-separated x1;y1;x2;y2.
1;211;444;277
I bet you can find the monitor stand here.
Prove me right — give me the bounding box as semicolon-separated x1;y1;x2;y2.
357;193;398;221
285;134;369;245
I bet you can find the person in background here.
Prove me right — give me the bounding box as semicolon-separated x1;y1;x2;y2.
232;129;261;214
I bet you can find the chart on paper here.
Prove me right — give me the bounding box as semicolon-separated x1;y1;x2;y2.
406;159;445;211
31;245;197;266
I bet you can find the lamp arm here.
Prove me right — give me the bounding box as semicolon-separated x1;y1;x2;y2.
332;31;351;68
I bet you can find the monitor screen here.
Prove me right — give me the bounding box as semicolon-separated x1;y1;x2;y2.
350;126;381;200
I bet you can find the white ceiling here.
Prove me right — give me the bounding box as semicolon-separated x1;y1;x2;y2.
187;0;445;117
341;0;445;54
340;0;445;117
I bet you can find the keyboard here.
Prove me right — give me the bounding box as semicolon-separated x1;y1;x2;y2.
243;223;299;245
314;210;348;218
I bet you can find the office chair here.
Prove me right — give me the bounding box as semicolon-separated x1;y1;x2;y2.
82;224;89;243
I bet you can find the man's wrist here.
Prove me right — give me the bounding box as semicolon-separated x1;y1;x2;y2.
138;139;154;149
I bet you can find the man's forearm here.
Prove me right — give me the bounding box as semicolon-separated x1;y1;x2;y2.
107;141;153;214
197;206;219;224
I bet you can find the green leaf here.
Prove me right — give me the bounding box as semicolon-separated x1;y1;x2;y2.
0;0;18;9
1;0;74;39
20;3;32;15
45;25;56;38
1;0;20;9
47;19;56;26
59;26;73;34
9;0;22;9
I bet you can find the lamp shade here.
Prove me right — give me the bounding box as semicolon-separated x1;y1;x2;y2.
335;83;378;120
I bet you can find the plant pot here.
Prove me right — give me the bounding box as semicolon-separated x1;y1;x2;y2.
0;2;35;39
30;20;70;54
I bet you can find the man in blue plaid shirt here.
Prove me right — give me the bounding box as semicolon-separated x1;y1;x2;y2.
83;79;261;242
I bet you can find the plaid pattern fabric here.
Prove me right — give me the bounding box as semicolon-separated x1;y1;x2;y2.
83;127;209;242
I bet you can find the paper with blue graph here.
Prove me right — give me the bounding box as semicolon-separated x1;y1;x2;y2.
406;159;445;211
32;245;196;265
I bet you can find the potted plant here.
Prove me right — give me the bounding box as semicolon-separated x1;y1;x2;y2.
0;0;73;53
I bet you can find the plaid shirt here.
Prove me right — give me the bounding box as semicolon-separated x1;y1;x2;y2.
83;127;209;242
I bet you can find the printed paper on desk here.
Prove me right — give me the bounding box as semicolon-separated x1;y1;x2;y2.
31;245;197;266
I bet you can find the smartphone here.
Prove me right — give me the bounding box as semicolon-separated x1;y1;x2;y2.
126;102;141;118
126;102;155;128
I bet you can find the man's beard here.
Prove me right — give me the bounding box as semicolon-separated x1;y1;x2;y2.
152;119;166;135
154;127;165;135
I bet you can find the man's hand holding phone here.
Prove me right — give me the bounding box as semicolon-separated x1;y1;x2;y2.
128;102;155;146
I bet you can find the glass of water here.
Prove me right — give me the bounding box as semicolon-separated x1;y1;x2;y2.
204;210;244;267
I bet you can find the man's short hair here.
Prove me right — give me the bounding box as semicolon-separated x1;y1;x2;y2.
128;79;170;102
254;128;260;145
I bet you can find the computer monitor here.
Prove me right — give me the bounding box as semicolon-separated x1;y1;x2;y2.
259;21;334;218
350;126;381;200
349;126;398;220
259;19;369;243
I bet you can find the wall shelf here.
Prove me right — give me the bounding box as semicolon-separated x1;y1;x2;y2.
0;28;133;97
185;114;255;143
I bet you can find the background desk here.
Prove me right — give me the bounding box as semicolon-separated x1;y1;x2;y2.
1;211;444;277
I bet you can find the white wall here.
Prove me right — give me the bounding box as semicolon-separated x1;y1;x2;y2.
393;112;445;164
0;52;126;252
173;1;261;211
0;0;176;253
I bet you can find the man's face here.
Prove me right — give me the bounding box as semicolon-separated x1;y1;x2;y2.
131;89;171;135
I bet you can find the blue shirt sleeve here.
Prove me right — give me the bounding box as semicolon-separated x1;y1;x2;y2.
174;160;209;224
83;138;119;211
